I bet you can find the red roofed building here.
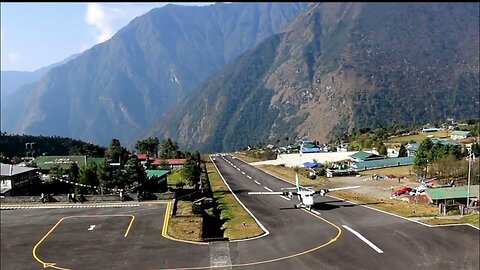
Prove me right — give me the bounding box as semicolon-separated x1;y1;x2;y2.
135;153;155;161
152;158;187;170
135;153;187;170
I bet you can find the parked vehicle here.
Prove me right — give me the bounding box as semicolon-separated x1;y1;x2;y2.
394;186;412;196
409;186;428;195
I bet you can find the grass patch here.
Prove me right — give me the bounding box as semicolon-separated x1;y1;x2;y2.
233;152;266;163
388;130;450;143
359;166;414;177
175;200;194;216
167;170;185;187
207;162;263;240
332;190;439;217
423;213;479;227
168;216;203;241
461;213;480;226
167;200;203;241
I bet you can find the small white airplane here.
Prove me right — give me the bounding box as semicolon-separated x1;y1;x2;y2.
248;173;361;210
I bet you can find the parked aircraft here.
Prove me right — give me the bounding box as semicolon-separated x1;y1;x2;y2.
248;174;360;210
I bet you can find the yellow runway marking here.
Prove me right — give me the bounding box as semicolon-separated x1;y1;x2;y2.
32;214;135;269
32;217;71;270
161;202;208;245
157;205;342;269
124;215;135;237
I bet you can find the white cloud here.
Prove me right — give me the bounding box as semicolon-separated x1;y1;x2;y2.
7;52;20;65
84;3;215;44
85;3;167;43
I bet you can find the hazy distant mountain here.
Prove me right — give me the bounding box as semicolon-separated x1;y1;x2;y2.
1;53;79;132
146;2;479;152
3;2;310;146
1;53;79;98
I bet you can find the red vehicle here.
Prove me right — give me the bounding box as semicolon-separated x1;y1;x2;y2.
394;186;412;196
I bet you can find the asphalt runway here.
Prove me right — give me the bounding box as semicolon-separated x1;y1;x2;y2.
1;154;478;270
214;154;480;270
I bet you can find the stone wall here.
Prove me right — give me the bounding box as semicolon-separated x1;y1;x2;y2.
0;192;175;204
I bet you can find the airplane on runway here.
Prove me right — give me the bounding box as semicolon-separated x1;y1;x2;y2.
248;174;360;210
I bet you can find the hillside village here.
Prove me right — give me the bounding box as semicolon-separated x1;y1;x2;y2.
0;137;203;202
239;119;480;215
1;3;479;268
1;119;478;218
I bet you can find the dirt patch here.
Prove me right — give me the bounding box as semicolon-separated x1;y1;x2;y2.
325;175;421;200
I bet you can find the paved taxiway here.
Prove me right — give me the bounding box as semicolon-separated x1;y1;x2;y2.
1;203;209;270
213;154;479;270
1;154;478;269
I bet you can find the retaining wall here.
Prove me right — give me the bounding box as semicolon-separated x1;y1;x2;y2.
0;192;175;204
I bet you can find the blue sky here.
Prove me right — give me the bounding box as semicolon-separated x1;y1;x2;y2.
0;2;214;71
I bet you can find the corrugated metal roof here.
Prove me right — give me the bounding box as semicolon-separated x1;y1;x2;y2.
152;159;187;165
1;187;12;194
145;170;170;178
426;185;479;200
350;151;375;160
34;156;87;170
430;138;460;147
33;156;102;170
1;163;37;176
353;156;414;170
451;131;470;136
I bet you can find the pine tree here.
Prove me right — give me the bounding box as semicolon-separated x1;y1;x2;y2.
124;156;147;193
398;143;407;157
79;161;98;194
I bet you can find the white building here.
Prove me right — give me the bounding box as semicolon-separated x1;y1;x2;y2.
1;163;38;196
387;148;399;158
450;130;470;140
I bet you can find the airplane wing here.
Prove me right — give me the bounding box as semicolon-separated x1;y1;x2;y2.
248;191;287;195
326;185;361;192
314;185;361;196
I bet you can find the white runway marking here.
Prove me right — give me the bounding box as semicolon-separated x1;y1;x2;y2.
264;187;273;192
311;209;322;215
0;204;139;210
254;180;261;185
280;195;291;201
342;225;384;254
241;171;245;175
88;225;96;231
246;175;252;179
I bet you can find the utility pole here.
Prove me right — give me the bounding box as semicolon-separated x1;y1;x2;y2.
466;150;474;211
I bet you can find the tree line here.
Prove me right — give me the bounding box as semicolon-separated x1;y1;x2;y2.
14;136;204;197
0;132;106;162
413;138;479;184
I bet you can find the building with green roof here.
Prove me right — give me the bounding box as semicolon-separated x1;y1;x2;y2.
145;170;169;192
350;151;384;162
430;138;460;147
426;185;479;205
34;156;104;171
450;130;471;140
352;156;414;171
146;170;170;179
